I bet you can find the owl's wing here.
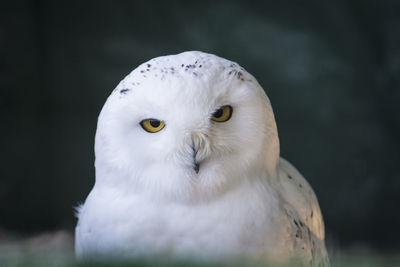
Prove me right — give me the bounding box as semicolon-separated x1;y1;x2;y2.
277;158;329;266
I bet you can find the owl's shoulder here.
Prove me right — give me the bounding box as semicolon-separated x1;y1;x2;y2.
276;158;324;238
274;158;329;266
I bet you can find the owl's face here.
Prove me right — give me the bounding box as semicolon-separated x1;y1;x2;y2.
95;52;279;200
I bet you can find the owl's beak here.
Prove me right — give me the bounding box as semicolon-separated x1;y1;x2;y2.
191;140;200;174
194;160;200;174
191;131;211;174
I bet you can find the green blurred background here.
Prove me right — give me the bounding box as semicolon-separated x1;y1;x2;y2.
1;0;399;261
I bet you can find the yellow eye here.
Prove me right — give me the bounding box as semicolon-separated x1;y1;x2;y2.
211;105;233;122
140;119;165;133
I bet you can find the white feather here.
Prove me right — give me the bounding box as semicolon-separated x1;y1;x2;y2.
75;51;329;266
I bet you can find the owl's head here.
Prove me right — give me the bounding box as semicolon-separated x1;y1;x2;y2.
95;51;279;201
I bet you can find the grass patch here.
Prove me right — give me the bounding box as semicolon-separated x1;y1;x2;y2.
1;253;400;267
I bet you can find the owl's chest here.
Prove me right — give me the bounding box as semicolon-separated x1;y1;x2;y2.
77;184;281;258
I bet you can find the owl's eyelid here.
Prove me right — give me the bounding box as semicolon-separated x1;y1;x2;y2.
213;104;232;112
140;118;163;123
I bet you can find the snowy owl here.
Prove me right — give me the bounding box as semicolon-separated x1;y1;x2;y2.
75;51;329;266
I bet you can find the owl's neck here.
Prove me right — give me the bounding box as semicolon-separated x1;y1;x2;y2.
94;155;278;205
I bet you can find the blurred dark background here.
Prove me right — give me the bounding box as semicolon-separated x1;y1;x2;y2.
1;0;399;254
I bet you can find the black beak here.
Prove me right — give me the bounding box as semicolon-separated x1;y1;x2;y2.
192;141;200;174
194;162;200;174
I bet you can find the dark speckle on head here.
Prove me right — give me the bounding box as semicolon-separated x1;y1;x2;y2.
147;64;151;68
199;65;202;68
140;70;145;73
299;183;303;188
181;64;184;67
193;72;197;76
120;89;130;94
288;174;292;179
146;69;150;71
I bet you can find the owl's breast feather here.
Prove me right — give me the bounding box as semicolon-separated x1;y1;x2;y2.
75;176;285;261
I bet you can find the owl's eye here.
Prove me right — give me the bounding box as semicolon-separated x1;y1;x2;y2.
140;119;165;133
211;105;233;122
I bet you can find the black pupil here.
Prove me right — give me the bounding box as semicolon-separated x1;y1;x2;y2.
149;119;160;128
213;109;223;118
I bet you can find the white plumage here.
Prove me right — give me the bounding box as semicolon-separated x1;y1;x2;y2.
75;51;329;266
